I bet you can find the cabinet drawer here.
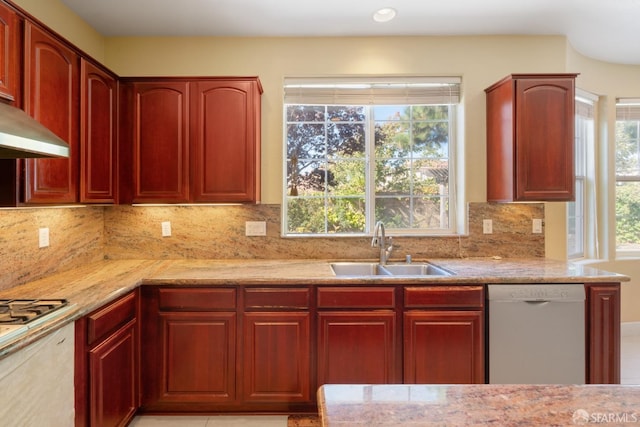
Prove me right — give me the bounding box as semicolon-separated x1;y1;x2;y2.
87;291;137;346
244;287;309;309
158;288;236;311
318;287;395;309
404;286;484;309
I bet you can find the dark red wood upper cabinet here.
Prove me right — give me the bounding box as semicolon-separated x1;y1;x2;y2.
23;22;79;204
130;81;190;203
0;1;19;102
120;77;262;204
80;59;118;203
190;79;262;203
485;73;577;202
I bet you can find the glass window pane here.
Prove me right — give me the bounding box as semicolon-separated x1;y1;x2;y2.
286;198;326;234
616;181;640;251
327;197;366;233
375;159;411;194
412;122;449;158
328;160;366;196
327;106;365;122
327;122;365;158
287;160;327;197
287;123;326;159
616;121;640;176
286;105;325;122
374;122;411;158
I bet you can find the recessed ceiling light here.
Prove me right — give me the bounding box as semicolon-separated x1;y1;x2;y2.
373;7;397;23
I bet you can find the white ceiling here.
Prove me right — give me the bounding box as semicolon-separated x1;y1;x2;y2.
59;0;640;65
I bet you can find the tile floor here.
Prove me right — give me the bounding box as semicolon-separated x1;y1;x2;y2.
621;322;640;384
131;322;640;426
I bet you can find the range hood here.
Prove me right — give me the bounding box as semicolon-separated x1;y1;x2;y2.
0;102;69;158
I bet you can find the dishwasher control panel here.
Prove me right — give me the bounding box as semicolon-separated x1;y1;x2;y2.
488;284;585;302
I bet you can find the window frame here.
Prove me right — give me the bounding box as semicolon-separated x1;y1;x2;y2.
615;98;640;256
568;89;597;260
281;76;461;237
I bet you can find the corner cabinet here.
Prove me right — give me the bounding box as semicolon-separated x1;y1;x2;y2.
75;290;139;427
23;22;79;204
80;59;118;203
120;77;262;204
485;73;577;202
141;287;238;411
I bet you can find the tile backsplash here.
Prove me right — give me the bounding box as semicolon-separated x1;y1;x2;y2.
0;202;544;290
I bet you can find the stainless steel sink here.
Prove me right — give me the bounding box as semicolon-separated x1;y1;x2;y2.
382;263;452;276
330;262;452;277
330;262;392;276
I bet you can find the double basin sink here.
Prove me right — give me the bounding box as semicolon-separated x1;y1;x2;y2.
331;262;453;277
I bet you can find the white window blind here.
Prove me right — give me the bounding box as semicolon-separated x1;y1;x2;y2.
616;98;640;120
283;76;461;105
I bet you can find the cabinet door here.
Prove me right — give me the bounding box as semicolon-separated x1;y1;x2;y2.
89;320;137;427
80;59;117;203
585;284;621;384
317;311;399;385
191;79;261;203
404;310;484;384
144;311;237;407
23;22;79;204
243;312;311;403
132;81;189;203
0;2;18;102
515;77;574;201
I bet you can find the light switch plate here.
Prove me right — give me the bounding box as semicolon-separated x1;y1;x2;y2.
483;219;493;234
245;221;267;236
38;227;50;248
161;221;172;237
532;218;543;234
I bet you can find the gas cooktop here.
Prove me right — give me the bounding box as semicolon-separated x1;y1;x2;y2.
0;299;73;344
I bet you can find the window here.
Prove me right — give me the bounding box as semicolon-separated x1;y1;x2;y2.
615;99;640;253
568;91;596;259
282;77;460;236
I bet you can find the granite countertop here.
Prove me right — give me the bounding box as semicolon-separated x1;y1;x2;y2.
0;257;629;358
318;384;640;426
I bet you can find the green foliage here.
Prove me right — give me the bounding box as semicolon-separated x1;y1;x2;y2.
616;183;640;245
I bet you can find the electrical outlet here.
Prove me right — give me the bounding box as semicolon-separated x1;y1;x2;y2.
38;227;50;248
161;221;172;237
483;219;493;234
245;221;267;236
533;218;543;234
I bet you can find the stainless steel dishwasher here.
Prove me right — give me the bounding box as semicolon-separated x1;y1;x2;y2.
488;284;585;384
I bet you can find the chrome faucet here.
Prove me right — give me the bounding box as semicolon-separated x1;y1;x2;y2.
371;221;393;264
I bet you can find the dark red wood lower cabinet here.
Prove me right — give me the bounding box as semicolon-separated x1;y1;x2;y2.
317;311;400;385
143;311;237;408
89;321;137;427
243;312;311;403
75;290;139;427
586;283;621;384
403;311;484;384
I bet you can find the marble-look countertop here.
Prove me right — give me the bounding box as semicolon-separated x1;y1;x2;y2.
0;257;629;359
318;384;640;426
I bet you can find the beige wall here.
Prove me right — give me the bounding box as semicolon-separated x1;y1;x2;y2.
11;0;106;62
6;0;640;322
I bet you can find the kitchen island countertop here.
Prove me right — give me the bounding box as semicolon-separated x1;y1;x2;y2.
318;383;640;426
